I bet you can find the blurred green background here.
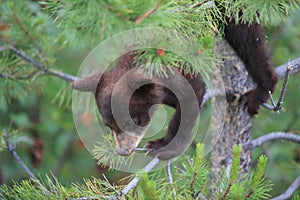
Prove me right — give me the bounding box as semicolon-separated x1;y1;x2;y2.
0;1;299;197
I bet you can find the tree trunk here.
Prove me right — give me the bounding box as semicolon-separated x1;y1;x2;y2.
210;39;256;184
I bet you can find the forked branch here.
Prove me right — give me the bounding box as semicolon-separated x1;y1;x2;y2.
262;62;298;113
2;130;49;195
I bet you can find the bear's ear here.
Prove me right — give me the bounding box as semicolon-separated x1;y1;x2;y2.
71;71;102;93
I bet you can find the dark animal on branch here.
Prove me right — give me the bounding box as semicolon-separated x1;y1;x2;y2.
72;14;279;160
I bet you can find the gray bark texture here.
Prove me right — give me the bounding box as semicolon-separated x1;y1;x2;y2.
210;39;256;184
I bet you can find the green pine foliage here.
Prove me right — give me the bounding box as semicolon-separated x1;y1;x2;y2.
0;144;273;199
1;0;298;96
93;133;135;170
1;0;299;199
213;145;272;200
0;0;67;103
138;173;159;200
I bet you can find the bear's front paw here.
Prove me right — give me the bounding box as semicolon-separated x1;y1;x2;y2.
245;88;268;116
245;92;261;115
145;138;168;152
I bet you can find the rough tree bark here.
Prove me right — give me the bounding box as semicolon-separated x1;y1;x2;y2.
210;39;256;183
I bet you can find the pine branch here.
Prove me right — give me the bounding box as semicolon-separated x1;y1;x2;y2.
135;0;162;24
201;89;225;106
9;46;78;82
105;158;160;200
103;175;119;195
251;132;300;149
2;130;49;195
168;0;214;13
9;6;44;57
270;175;300;200
4;45;300;114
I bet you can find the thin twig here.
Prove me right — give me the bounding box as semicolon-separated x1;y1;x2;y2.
46;70;78;82
251;132;300;149
10;46;45;70
261;103;275;112
276;64;293;108
167;160;176;199
0;70;39;80
0;73;14;78
135;0;162;24
270;175;300;200
2;130;49;195
268;91;278;112
134;147;148;152
9;46;78;82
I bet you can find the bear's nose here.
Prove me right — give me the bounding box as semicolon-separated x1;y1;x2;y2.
116;148;132;156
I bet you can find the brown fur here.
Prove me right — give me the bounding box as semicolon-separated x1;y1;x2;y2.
94;52;205;159
224;20;278;115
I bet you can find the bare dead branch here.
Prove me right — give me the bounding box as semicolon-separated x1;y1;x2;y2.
202;57;300;108
0;73;14;78
270;175;300;200
251;132;300;149
201;89;225;106
268;90;278;112
275;57;300;78
0;44;13;52
45;70;78;82
263;63;296;113
2;130;49;195
120;158;160;195
167;160;176;199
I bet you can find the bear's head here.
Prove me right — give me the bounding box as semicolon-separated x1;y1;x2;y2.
72;53;162;156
